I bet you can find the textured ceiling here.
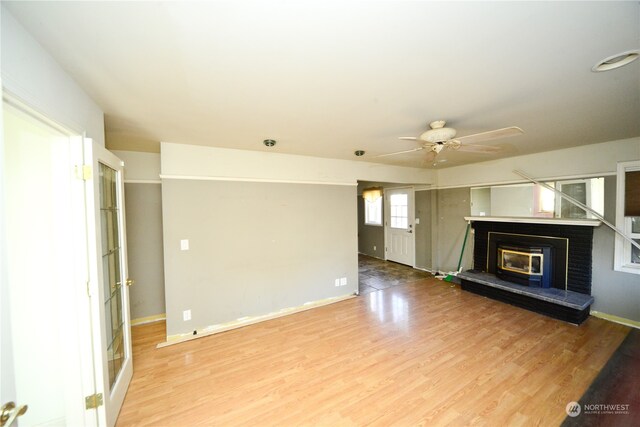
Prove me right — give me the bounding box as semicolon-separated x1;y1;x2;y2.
5;1;640;168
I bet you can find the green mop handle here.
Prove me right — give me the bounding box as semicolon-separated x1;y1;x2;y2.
456;222;471;272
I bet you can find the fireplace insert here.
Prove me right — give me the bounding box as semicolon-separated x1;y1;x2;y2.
496;244;552;288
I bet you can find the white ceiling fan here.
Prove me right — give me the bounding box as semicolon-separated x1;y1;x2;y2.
377;120;524;161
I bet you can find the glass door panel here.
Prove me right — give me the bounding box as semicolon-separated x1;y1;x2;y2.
86;139;132;427
99;163;126;390
390;193;409;229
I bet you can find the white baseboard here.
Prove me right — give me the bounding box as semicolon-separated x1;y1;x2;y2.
131;313;166;326
590;311;640;329
157;293;357;348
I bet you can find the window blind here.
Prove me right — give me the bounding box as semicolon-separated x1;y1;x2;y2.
625;170;640;216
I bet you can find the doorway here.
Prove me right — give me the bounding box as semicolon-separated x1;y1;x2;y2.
384;187;416;266
1;97;132;427
1;100;93;425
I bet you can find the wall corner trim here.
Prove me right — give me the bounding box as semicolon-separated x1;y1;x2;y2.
159;174;357;186
124;179;162;184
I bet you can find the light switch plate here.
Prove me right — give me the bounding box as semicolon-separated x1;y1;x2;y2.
180;239;189;251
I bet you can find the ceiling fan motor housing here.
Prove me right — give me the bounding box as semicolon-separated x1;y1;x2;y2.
420;126;457;143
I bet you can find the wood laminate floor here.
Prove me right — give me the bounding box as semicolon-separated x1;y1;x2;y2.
117;256;630;426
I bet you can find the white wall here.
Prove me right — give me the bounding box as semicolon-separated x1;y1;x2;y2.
1;9;105;422
435;138;640;188
161;142;434;185
1;5;104;146
111;150;161;182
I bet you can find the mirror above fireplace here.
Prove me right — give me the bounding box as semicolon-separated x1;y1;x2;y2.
470;177;605;220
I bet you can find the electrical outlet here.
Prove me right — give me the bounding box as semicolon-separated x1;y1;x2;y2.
183;309;191;321
335;278;340;287
373;245;376;251
340;277;347;286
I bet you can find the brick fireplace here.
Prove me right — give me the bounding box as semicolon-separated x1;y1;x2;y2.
472;220;593;295
458;217;598;324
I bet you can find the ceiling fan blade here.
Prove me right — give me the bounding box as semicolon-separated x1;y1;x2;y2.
374;147;425;157
455;144;502;153
455;126;523;144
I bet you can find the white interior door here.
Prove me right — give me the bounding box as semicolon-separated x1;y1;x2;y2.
1;100;95;426
85;141;133;427
385;188;415;266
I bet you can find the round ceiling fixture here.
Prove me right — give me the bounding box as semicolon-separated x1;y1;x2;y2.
354;150;365;156
263;139;276;147
592;50;639;72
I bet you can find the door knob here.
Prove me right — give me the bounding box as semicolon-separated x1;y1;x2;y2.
126;278;135;287
1;402;28;427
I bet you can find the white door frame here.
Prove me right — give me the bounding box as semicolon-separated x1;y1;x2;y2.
384;186;416;267
1;94;98;426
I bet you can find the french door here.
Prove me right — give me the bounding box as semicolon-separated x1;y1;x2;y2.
385;188;415;266
1;98;132;427
85;141;133;427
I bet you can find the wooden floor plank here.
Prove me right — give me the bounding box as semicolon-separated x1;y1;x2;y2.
117;268;629;426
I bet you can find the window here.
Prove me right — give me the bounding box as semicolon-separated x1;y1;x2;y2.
615;160;640;274
364;197;382;225
538;183;556;214
389;193;408;229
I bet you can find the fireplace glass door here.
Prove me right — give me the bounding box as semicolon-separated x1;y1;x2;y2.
498;248;542;275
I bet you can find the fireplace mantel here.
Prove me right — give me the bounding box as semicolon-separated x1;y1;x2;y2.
464;216;601;227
